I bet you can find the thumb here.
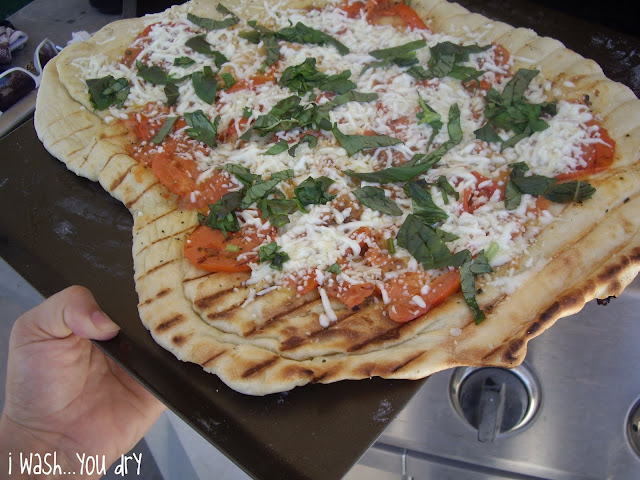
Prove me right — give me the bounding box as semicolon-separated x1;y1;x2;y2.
13;285;120;344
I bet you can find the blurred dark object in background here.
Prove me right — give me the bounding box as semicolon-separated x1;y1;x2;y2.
135;0;186;15
89;0;122;15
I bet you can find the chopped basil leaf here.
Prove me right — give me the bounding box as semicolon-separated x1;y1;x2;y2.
257;196;302;227
174;56;196;67
192;66;218;104
279;58;328;94
150;116;178;144
405;181;448;224
332;124;402;156
294;176;335;206
326;263;341;274
221;163;259;186
416;94;443;130
185;35;228;68
265;140;289;155
396;214;461;270
136;61;171;85
364;39;426;72
184;110;220;147
504;161;595;209
242;106;253;119
475;69;557;150
544;181;596;203
407;41;489;80
318;70;356;95
288;134;318;156
261;34;281;71
277;22;349;55
258;242;290;270
164;82;180;106
435;175;458;204
241;169;294;208
187;10;238;30
459;250;492;324
221;72;236;90
386;238;396;255
86;76;130;110
353;186;402;216
485;242;500;262
317;90;378;113
199;190;243;236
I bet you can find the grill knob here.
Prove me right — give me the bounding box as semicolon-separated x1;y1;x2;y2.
449;365;541;442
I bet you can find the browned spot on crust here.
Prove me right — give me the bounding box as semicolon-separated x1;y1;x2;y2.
138;225;193;254
202;350;227;367
504;338;524;363
109;164;134;191
172;334;191;346
139;287;172;307
391;352;425;373
355;362;377;378
136;259;177;281
526;321;541;336
280;336;305;351
125;181;161;208
206;302;246;321
138;207;179;229
281;365;314;380
99;152;120;175
245;298;318;337
156;314;185;333
242;358;278;378
312;367;337;383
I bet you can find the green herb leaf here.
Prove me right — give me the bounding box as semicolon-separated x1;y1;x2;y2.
318;70;356;94
86;76;130;110
185;35;229;68
261;34;280;71
406;41;489;80
288;134;318;156
192;66;218;104
187;9;238;30
326;263;341;274
353;186;402;216
279;57;329;94
221;163;259;186
265;140;289;155
364;39;426;72
276;22;349;55
293;176;335;206
386;238;396;254
459;250;492;324
332;124;402;156
416;94;443;130
150;116;178;144
199;190;243;236
435;175;458;204
242;106;253;118
258;242;290;270
221;72;236;90
163;83;180;106
174;56;196;67
543;180;596;203
184;110;220;147
241;169;294;208
256;196;301;227
396;214;460;270
405;181;448;225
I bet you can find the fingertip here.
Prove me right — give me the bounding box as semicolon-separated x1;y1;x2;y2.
90;310;120;340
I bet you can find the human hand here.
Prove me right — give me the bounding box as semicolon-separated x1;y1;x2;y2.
0;285;166;479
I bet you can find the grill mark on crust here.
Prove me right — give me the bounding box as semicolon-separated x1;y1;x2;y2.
346;324;406;352
155;314;185;333
109;164;135;192
242;358;278;378
202;350;227;367
125;181;161;208
195;287;239;310
49;123;94;147
391;352;425;373
137;207;179;230
206;301;247;320
183;271;216;284
74;139;100;167
136;259;178;281
99;152;120;174
138;225;193;254
244;298;320;337
139;287;172;307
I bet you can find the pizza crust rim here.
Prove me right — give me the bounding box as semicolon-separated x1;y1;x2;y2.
34;0;640;395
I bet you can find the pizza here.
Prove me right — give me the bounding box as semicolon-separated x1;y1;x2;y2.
34;0;640;395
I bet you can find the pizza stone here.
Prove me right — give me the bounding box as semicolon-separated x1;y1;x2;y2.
34;0;640;395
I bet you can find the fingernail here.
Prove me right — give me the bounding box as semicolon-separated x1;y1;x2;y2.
91;310;120;333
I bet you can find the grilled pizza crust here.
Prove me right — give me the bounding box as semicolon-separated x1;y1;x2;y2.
34;0;640;395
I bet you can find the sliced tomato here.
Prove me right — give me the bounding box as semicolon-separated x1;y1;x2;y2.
284;270;319;296
385;270;461;323
217;117;250;143
365;0;429;30
461;171;505;213
226;65;278;94
184;223;275;273
326;281;377;309
555;122;616;181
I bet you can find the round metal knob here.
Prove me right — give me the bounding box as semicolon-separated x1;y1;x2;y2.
449;364;541;442
627;399;640;457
